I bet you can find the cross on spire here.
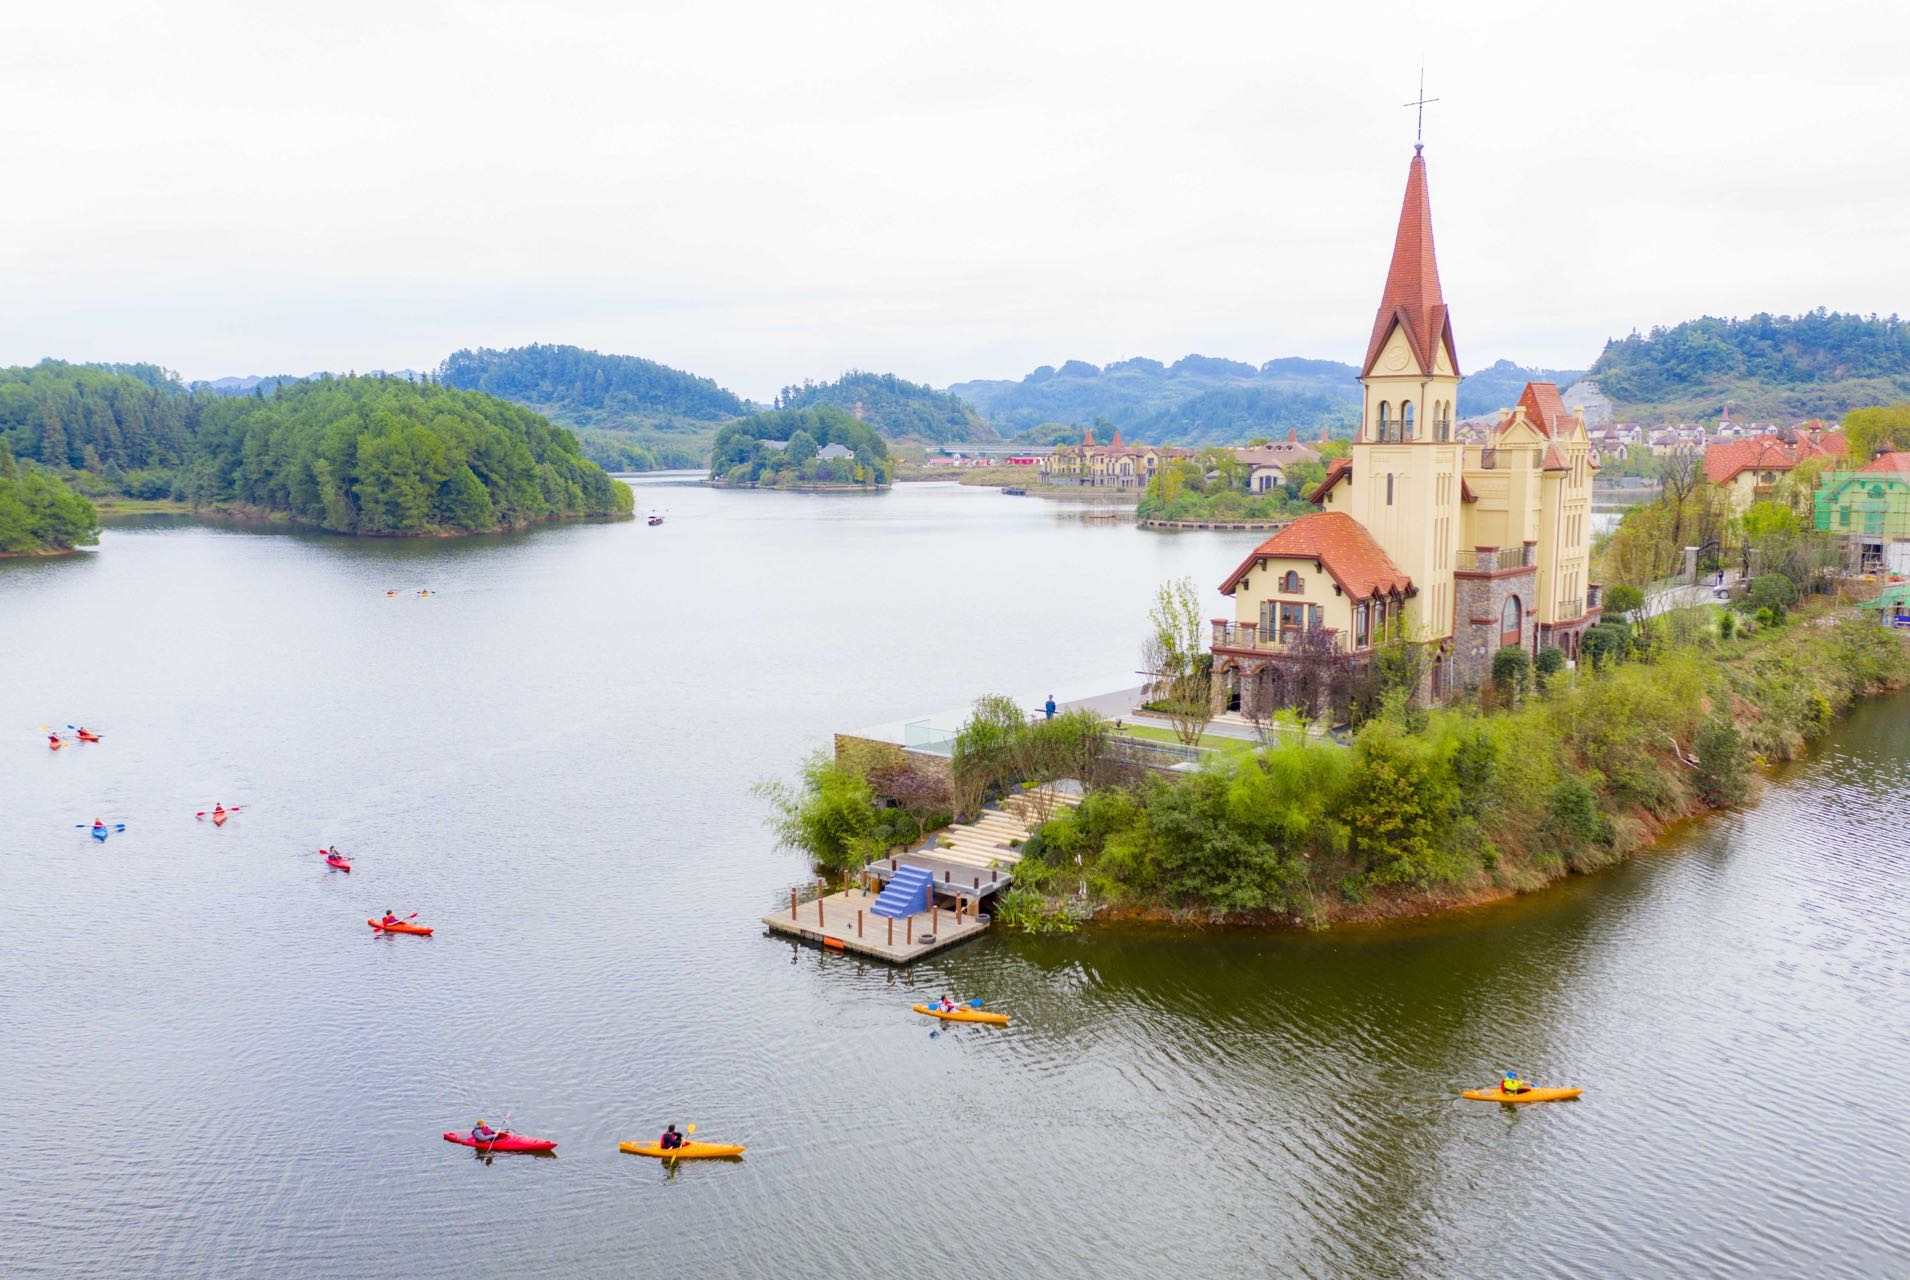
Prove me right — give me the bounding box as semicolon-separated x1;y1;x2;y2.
1404;68;1438;151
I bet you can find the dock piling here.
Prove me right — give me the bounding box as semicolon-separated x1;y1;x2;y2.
857;908;864;938
789;888;798;920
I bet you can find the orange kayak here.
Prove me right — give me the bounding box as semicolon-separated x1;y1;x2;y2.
77;731;101;743
368;918;433;936
1462;1086;1583;1104
48;738;63;751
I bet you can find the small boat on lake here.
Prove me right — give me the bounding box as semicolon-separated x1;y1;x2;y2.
646;509;665;526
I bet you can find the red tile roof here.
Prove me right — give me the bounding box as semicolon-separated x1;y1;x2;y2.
1704;433;1847;485
1514;382;1570;438
1219;512;1413;600
1862;450;1910;474
1361;148;1459;380
1308;457;1351;504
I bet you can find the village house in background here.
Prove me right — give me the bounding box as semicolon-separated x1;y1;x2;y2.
1703;427;1847;512
1040;428;1192;488
1210;145;1601;715
1814;449;1910;575
1234;430;1325;492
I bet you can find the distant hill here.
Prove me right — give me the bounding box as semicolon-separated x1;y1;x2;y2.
776;370;993;443
438;344;743;428
950;354;1360;442
947;353;1578;443
188;371;425;397
1456;360;1584;420
437;344;747;471
1588;311;1910;421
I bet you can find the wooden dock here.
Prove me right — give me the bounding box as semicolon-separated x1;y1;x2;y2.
762;886;990;963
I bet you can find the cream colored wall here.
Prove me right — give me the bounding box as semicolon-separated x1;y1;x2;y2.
1719;468;1777;513
1538;425;1594;623
1232;560;1356;636
1346;440;1462;642
1360;327;1461;445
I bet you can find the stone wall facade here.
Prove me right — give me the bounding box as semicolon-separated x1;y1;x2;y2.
1450;566;1536;689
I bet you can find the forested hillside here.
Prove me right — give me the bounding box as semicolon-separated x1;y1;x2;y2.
0;444;97;555
775;371;991;443
1457;359;1583;418
0;361;202;493
439;344;745;470
0;362;631;535
182;377;631;533
1589;311;1910;420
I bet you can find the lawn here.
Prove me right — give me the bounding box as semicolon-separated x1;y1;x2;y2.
1115;723;1262;755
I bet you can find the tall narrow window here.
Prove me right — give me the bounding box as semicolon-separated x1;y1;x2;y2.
1386;474;1394;505
1376;402;1392;441
1500;595;1522;648
1402;402;1415;440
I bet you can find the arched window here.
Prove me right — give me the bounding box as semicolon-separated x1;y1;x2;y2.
1279;570;1302;593
1500;595;1523;648
1402;401;1416;439
1386;474;1394;505
1376;402;1392;440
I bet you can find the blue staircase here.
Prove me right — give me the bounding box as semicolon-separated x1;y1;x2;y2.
870;864;935;918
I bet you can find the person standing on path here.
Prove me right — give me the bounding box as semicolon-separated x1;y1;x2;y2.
1044;695;1057;720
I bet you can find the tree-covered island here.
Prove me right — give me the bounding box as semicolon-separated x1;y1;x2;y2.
0;362;632;536
708;406;893;489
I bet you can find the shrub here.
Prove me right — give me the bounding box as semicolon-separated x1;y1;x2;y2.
1749;574;1799;619
1491;646;1532;700
1718;610;1737;641
1535;647;1567;680
1604;583;1644;622
1693;716;1750;807
1581;621;1634;670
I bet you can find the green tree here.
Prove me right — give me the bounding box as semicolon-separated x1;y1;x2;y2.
1842;403;1910;464
1141;576;1217;745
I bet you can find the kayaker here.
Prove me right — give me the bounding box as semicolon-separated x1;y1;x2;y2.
382;910;400;927
1500;1071;1532;1096
48;733;62;748
936;995;957;1013
659;1124;684;1151
92;818;106;833
328;845;342;860
472;1120;499;1143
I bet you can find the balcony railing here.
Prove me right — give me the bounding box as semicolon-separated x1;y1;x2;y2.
1455;545;1535;572
1211;621;1351;653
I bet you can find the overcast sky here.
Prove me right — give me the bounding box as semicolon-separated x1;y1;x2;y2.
2;0;1902;400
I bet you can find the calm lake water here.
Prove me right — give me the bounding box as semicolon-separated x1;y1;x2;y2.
3;479;1905;1279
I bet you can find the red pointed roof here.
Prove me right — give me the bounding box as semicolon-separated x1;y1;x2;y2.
1862;449;1910;474
1110;428;1124;449
1307;457;1351;504
1361;149;1459;379
1219;512;1412;600
1513;382;1570;438
1082;427;1094;446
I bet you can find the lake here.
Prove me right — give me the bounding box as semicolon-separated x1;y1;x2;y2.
3;479;1905;1278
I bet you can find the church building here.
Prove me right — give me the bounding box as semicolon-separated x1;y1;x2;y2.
1211;146;1602;714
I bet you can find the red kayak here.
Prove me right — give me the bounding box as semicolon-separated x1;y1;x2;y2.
368;918;432;935
77;731;101;743
443;1130;555;1153
323;852;352;872
48;737;64;751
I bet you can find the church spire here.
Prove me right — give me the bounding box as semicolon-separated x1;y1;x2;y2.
1360;149;1459;380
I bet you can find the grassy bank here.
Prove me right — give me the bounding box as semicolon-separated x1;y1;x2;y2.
1007;606;1908;928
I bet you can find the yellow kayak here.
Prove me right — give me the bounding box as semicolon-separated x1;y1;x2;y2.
911;1003;1009;1026
619;1140;746;1159
1462;1086;1583;1103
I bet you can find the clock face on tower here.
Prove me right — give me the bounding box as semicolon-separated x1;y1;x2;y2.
1384;347;1410;372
